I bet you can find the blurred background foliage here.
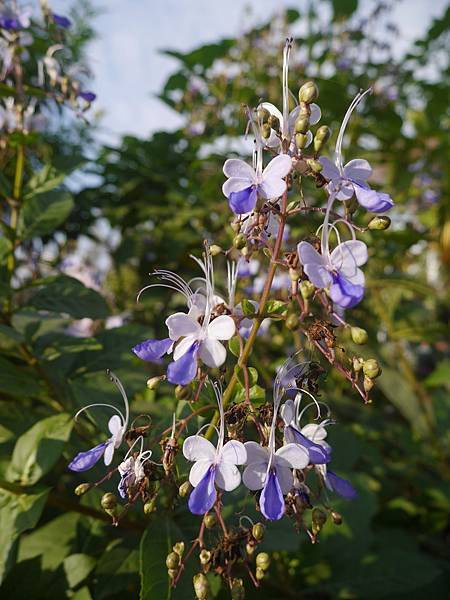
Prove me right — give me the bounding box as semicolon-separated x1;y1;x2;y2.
0;0;449;598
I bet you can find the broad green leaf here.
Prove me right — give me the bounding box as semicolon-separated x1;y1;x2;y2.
228;336;241;358
0;236;12;264
0;356;44;399
21;190;74;239
425;361;450;388
23;165;67;200
0;485;49;584
265;300;287;315
64;553;96;589
234;384;265;406
330;0;358;18
28;276;110;319
235;366;259;388
7;413;73;486
241;298;255;316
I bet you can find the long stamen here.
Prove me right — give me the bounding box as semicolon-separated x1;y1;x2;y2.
107;370;130;427
297;400;331;426
213;381;225;453
227;260;238;308
123;435;144;462
136;269;194;303
74;403;125;424
335;87;372;172
282;38;293;138
320;190;338;258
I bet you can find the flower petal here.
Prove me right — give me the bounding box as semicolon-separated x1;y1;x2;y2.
223;177;253;198
330;240;368;272
330;274;364;308
68;441;109;472
207;315;236;340
275;465;294;495
319;157;340;181
260;469;285;520
297;241;326;267
221;440;247;465
188;459;214;487
244;441;268;465
223;158;256;180
166;312;200;341
285;426;331;465
215;462;241;491
108;415;123;436
188;465;217;514
304;263;332;289
344;158;372;181
327;470;358;500
104;440;116;466
167;343;198;385
242;462;267;490
301;423;328;441
262;154;292;179
183;435;216;462
275;443;309;469
258;178;286;200
280;399;295;426
309;103;321;125
229;186;258;214
132;337;173;362
198;338;227;368
354;184;394;212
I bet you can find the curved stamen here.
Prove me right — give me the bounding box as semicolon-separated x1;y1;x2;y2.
74;403;125;425
335;87;372;172
297;400;331;426
107;370;130;428
282;38;293;139
123;435;144;462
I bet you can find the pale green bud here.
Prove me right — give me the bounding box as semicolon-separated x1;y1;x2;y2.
257;107;270;123
252;522;265;541
166;552;180;570
74;483;91;496
209;244;223;256
230;578;245;600
267;114;280;131
300;280;315;299
314;125;332;153
204;513;216;529
286;313;299;331
261;123;271;139
295;133;308;149
255;567;265;581
193;573;210;600
199;549;211;565
363;359;381;379
353;357;364;373
331;510;343;525
101;492;117;511
368;216;391;231
147;376;163;390
350;326;368;345
298;80;319;104
173;542;185;557
255;552;270;571
294;115;310;134
175;384;192;400
143;499;155;515
233;233;247;250
307;158;323;173
178;481;191;497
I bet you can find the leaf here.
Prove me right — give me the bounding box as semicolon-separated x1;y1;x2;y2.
0;485;49;584
265;300;287;315
0;356;44;399
23;164;67;200
21;190;74;239
228;336;241;358
28;276;110;319
330;0;358;18
235;366;258;388
140;520;171;600
234;384;265;406
240;299;255;316
0;236;12;264
425;361;450;388
64;553;96;589
7;413;73;486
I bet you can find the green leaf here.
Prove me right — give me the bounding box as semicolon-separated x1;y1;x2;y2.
234;384;266;406
0;356;44;399
64;553;96;589
265;300;287;315
0;485;49;584
23;164;67;200
0;236;12;264
425;361;450;388
21;190;74;239
235;366;258;388
240;298;255;316
140;520;171;600
330;0;358;18
7;413;73;486
228;336;241;358
28;276;110;319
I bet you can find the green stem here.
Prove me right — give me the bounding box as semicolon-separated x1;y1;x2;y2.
205;190;288;439
6;144;25;283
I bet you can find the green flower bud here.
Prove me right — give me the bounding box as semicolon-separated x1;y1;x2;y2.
166;552;180;570
209;244;222;256
168;568;178;579
294;115;310;134
368;215;391;231
261;123;271;139
300;280;315;299
204;513;216;529
144;499;155;515
363;359;381;379
74;483;91;496
175;385;192;400
353;357;364;373
257;107;270;123
298;80;319;104
350;326;368;345
193;572;210;600
312;508;327;527
286;313;299;331
230;578;245;600
178;481;191;497
246;542;255;555
241;246;250;257
101;492;117;511
199;549;211;565
295;133;308;149
313;126;332;153
363;375;375;393
331;510;343;525
289;267;300;282
231;220;241;233
255;552;270;571
267;114;280;131
255;567;265;581
306;158;323;173
252;522;265;541
147;376;163;390
173;542;185;557
233;233;247;250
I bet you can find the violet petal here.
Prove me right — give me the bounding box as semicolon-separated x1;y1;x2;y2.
68;441;109;472
260;468;285;521
188;464;217;515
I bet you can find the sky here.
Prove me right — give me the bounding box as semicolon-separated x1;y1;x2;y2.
53;0;448;143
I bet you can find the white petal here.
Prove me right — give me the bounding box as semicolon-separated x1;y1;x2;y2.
304;263;332;289
103;441;115;466
276;465;294;495
242;462;267;490
173;334;198;361
303;130;313;149
166;312;200;341
344;267;365;286
344;158;372;182
108;415;122;436
330;241;368;273
301;423;328;441
319;157;340;181
221;440;247;465
207;315;236;340
198;338;226;368
189;459;213;487
275;443;309;469
223;159;256;180
335;183;355;200
262;154;292;179
297;241;326;267
183;435;216;462
280;400;295;426
244;441;269;465
259;102;283;125
215;462;241;491
222;177;253;198
309;103;321;125
258;176;286;200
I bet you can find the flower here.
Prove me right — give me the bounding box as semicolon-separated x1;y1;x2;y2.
298;238;368;309
52;14;72;28
117;436;152;499
183;383;247;514
242;358;309;520
320;88;393;213
316;464;358;500
78;90;96;103
68;371;129;472
0;7;31;30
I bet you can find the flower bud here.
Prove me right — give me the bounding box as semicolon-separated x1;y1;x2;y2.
74;483;91;496
353;357;364;373
204;513;216;529
209;244;222;256
173;542;185;557
147;376;163;390
233;233;247;250
313;126;332;153
363;375;374;393
300;280;315;299
255;567;265;581
193;572;210;600
166;552;180;570
230;578;245;600
306;158;323;173
294;115;310;134
199;549;211;565
363;359;381;379
298;81;319;104
241;246;249;257
350;327;368;345
257;107;270;122
252;522;265;541
101;492;117;511
168;568;178;579
331;510;343;525
261;123;271;139
368;215;391;231
286;313;299;331
143;499;155;515
255;552;270;571
312;508;327;528
178;481;191;497
246;543;255;555
175;385;192;400
295;133;308;149
289;267;300;282
267;114;280;131
231;220;241;233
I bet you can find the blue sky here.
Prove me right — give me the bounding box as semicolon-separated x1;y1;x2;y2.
54;0;448;142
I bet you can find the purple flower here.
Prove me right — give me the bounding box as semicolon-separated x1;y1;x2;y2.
132;337;173;362
117;437;152;499
78;90;96;102
0;8;31;30
52;14;72;28
298;239;368;309
323;469;358;500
